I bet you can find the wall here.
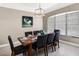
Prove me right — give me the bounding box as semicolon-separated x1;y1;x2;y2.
46;3;79;17
0;7;43;45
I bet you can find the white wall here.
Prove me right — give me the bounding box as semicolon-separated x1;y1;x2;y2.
0;7;43;45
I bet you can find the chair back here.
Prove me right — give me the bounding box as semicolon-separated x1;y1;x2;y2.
33;30;44;36
54;30;60;41
47;33;55;44
40;31;45;35
33;31;39;36
37;35;47;48
8;35;14;51
54;29;60;33
25;31;32;37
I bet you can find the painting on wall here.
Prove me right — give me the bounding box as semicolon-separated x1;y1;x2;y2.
22;16;33;27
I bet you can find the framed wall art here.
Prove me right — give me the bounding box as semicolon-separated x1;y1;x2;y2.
22;16;33;27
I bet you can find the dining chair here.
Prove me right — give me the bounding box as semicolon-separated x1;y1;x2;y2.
33;30;45;36
33;31;41;36
40;30;45;35
32;35;48;56
54;29;60;48
8;35;27;56
25;31;32;37
46;33;55;54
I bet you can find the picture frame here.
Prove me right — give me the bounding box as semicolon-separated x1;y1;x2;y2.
22;16;33;27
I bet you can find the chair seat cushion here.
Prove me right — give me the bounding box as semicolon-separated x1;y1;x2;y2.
47;40;53;45
32;42;45;50
14;45;27;54
32;42;37;49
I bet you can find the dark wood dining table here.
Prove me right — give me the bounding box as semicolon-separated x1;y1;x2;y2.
18;36;37;56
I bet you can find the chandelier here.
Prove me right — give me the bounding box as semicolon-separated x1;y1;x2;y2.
34;4;45;16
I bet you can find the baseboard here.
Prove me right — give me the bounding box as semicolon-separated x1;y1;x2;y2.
0;43;9;48
0;41;20;48
60;40;79;47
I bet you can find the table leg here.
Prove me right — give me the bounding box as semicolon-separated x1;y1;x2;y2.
28;43;32;56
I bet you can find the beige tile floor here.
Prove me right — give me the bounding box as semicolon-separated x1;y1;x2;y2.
0;42;79;56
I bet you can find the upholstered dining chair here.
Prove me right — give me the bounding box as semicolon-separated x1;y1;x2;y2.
33;30;45;36
8;35;27;56
54;29;60;48
25;31;32;37
32;35;48;56
46;33;55;54
33;31;41;36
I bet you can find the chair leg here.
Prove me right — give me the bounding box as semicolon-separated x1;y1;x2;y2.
23;52;26;56
36;48;38;56
54;46;56;51
44;47;47;56
11;52;15;56
54;43;56;51
58;41;60;48
46;45;48;56
51;44;54;52
11;53;13;56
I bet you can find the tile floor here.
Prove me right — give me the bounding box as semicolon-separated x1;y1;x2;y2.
0;42;79;56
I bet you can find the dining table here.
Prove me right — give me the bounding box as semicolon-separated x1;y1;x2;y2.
18;36;37;56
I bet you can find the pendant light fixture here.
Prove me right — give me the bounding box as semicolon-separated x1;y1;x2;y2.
35;3;45;16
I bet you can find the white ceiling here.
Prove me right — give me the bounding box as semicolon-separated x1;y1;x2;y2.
0;3;73;13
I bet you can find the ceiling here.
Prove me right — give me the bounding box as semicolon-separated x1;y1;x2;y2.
0;3;73;13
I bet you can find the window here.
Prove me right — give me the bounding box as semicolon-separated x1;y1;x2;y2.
55;14;66;35
47;11;79;37
47;16;55;33
67;12;79;37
